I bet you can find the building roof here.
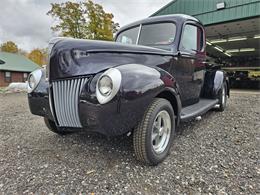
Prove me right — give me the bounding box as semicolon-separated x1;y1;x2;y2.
0;52;40;72
152;0;260;26
152;0;260;59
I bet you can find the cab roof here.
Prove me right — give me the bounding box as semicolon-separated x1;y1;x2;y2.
118;14;201;33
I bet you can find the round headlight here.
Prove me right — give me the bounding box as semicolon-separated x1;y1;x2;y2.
27;69;42;93
28;74;36;89
98;75;113;96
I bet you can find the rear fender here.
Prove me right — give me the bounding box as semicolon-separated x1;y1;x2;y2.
201;70;228;99
214;71;224;95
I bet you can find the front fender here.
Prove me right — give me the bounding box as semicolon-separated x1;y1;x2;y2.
27;68;54;120
117;63;179;99
115;64;180;129
117;64;164;99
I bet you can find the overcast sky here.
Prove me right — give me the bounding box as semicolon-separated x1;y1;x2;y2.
0;0;172;51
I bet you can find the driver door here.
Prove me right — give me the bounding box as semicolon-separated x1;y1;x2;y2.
172;23;206;107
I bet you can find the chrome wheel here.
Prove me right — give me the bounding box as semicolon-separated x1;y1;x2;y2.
222;86;226;105
133;98;175;165
216;83;228;112
152;110;171;154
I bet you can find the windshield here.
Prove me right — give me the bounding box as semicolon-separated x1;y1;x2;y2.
116;23;176;47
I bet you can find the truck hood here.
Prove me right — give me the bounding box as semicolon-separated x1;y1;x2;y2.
48;38;174;80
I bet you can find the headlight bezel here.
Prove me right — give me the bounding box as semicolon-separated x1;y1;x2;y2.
27;69;42;93
96;68;122;104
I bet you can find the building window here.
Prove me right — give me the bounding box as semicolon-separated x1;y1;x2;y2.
23;73;28;82
5;71;11;82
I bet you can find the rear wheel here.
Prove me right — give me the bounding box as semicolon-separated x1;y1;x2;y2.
216;82;227;112
133;98;175;165
44;118;71;135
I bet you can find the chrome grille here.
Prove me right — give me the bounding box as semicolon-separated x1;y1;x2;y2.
51;77;88;127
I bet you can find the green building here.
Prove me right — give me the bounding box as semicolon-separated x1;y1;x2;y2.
0;52;39;87
152;0;260;86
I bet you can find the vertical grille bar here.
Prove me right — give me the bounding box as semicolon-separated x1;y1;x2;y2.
51;77;88;128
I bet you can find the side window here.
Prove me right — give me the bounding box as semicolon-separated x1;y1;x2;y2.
116;26;140;45
181;24;204;52
138;23;176;46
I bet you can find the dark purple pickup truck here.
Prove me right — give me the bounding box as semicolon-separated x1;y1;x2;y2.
28;14;229;165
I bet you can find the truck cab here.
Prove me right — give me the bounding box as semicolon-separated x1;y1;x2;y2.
115;14;207;107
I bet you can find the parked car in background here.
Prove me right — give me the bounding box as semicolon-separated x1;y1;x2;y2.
28;14;229;165
223;66;260;89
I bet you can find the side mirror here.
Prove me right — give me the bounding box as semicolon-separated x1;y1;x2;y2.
178;50;194;58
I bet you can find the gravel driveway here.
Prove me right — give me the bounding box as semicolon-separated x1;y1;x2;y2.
0;91;259;194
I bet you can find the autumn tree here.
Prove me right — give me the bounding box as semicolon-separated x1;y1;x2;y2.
84;0;119;40
47;0;119;41
28;49;47;66
0;41;18;53
47;2;86;38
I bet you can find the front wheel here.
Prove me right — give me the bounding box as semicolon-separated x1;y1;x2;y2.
133;98;175;165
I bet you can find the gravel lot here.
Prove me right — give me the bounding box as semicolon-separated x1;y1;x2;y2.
0;91;259;194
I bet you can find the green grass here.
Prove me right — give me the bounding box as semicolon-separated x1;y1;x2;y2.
0;87;7;93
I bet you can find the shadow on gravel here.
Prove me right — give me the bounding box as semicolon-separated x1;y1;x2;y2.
43;109;218;166
177;110;217;136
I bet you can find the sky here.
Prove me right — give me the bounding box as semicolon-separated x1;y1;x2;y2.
0;0;172;51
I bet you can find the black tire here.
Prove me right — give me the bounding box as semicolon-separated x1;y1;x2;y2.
216;82;227;112
44;118;71;135
133;98;176;166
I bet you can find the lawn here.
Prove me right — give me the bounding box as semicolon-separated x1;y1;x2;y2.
0;87;6;93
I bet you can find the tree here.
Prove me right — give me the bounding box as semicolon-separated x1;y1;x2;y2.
41;48;48;65
47;2;86;38
28;49;47;66
47;0;119;41
1;41;18;53
84;0;119;40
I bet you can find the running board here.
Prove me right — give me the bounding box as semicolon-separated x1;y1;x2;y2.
180;99;218;121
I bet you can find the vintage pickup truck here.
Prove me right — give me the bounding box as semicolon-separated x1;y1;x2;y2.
28;14;229;165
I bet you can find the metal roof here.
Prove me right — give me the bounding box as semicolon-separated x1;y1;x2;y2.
0;52;39;72
152;0;260;60
152;0;260;26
